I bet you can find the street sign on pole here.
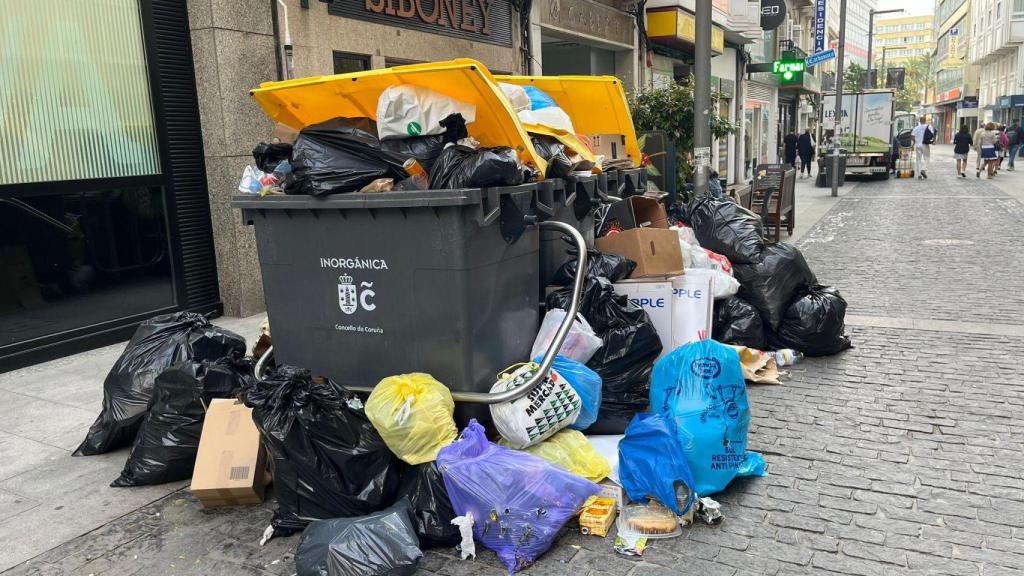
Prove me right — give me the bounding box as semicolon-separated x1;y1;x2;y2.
806;49;836;67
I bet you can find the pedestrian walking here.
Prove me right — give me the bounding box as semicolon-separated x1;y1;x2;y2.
797;128;815;178
976;122;1000;179
953;124;973;178
783;129;798;168
911;117;935;179
974;123;987;174
1008;120;1023;171
997;125;1010;170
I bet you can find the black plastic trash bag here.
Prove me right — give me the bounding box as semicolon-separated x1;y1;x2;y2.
380;134;447;172
244;366;401;539
428;145;526;189
295;498;423;576
75;312;246;456
111;358;256;487
547;277;662;435
531;134;573;179
252;142;293;172
288;117;408;196
550;243;636;286
771;286;852;356
733;243;818;330
685;196;766;265
713;296;769;351
396;462;461;548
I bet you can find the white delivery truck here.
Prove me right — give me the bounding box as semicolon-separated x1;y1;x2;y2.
821;90;896;179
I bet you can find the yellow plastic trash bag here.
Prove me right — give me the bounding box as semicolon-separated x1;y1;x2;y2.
502;429;611;483
366;373;457;465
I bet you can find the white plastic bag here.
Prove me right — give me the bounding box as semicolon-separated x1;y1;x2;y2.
531;308;603;364
709;269;740;299
489;364;581;449
376;85;477;140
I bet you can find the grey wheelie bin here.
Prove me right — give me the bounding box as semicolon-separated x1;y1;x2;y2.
234;184;589;424
538;174;600;290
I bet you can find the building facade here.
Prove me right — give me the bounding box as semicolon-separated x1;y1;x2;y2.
969;0;1024;124
873;14;936;66
932;0;978;142
844;0;877;67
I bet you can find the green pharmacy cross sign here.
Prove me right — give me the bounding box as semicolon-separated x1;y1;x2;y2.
773;59;806;84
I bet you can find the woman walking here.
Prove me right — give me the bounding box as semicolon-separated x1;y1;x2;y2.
953;124;972;178
797;128;816;178
976;122;1000;179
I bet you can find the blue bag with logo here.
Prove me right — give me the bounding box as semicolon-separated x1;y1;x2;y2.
650;339;766;495
533;355;601;431
618;413;696;515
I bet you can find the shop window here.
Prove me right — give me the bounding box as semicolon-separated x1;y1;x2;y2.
333;51;371;74
2;0;160;186
0;187;175;347
1014;0;1024;19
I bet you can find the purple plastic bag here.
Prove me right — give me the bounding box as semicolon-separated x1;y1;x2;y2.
437;419;599;574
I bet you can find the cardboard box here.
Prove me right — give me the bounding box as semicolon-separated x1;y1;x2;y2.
272;122;299;144
613;279;673;359
579;496;618;537
589;133;627;160
596;228;683;278
603;196;669;231
670;271;714;347
191;399;267;508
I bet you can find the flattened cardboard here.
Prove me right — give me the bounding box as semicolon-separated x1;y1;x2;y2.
589;133;627;160
596;228;683;278
191;399;266;508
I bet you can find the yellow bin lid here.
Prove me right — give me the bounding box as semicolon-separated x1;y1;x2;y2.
251;59;547;177
494;75;642;168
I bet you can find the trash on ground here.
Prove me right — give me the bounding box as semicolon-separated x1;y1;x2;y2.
245;366;401;539
618;412;696;516
695;496;724;525
579;495;618;537
684;196;765;265
771;348;805;367
76;312;246;456
294;497;423;576
490;363;581;449
502;428;611;483
613;528;649;556
451;513;476;560
713;296;769;351
618;501;682;538
436;420;599;573
190;398;267;508
365;372;457;465
548;277;661;435
112;358;256;487
396;462;462;548
532;355;602;431
733;242;818;330
530;310;604;365
771;286;853;356
650;340;766;495
728;345;781;385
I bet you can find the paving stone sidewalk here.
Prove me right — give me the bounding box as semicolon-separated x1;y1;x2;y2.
3;149;1023;575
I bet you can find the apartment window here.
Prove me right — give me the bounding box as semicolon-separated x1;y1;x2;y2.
333;51;371;74
384;58;423;67
1015;0;1024;19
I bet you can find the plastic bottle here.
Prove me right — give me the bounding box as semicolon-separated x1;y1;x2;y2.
771;349;803;367
403;158;429;189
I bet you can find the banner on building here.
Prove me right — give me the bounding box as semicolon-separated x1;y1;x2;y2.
814;0;826;52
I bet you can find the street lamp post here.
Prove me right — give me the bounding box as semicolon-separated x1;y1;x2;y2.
868;8;904;88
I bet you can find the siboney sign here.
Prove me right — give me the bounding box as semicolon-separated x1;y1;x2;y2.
329;0;514;47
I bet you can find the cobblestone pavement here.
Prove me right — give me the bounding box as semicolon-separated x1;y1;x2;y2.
4;152;1024;575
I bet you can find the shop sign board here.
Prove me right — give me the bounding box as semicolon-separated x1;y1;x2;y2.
329;0;514;47
814;0;826;52
542;0;635;47
760;0;786;30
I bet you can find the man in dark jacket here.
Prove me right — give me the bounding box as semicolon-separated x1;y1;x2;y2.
797;128;815;178
1007;120;1022;171
783;129;798;168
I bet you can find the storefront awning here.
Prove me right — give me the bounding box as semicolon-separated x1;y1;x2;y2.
646;7;725;55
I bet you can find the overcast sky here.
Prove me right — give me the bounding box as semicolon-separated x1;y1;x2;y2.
895;0;936;16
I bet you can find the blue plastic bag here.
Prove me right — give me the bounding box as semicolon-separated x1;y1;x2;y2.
650;340;766;495
522;85;559;110
436;420;599;574
533;355;601;431
618;413;697;516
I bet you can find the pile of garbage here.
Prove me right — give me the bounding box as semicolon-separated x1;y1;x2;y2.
238;81;613;198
